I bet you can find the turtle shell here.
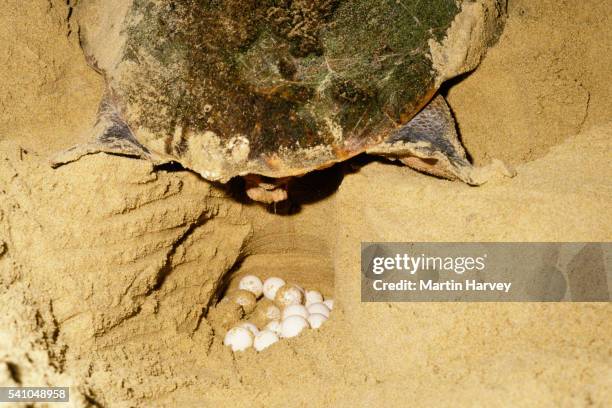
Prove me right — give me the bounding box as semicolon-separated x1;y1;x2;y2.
77;0;501;182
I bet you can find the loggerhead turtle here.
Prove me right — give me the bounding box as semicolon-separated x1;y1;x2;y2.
52;0;513;203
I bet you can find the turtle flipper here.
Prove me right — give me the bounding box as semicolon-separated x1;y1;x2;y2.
244;175;290;203
367;95;515;184
50;96;152;168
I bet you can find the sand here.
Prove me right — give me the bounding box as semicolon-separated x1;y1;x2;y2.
0;0;610;407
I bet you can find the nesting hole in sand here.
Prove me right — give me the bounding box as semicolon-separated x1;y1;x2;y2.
207;229;335;352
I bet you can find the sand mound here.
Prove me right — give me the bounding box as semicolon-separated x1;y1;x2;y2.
447;0;612;165
0;0;610;406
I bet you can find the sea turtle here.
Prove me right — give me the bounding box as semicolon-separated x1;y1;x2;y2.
52;0;513;203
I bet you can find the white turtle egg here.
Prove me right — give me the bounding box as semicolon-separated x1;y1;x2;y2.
250;300;282;328
274;284;304;307
323;299;334;310
307;302;330;318
253;330;280;352
264;320;282;335
308;313;328;329
263;277;286;300
229;289;257;314
258;303;281;321
305;290;323;306
223;326;253;352
239;322;259;335
280;315;309;338
238;275;263;298
282;304;309;320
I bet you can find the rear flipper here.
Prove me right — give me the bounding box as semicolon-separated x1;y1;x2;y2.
367;95;515;184
50;96;153;168
244;175;290;204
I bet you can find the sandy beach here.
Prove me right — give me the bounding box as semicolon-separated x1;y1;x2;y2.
0;1;610;406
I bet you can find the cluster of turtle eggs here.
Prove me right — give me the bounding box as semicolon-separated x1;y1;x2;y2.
223;275;333;352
